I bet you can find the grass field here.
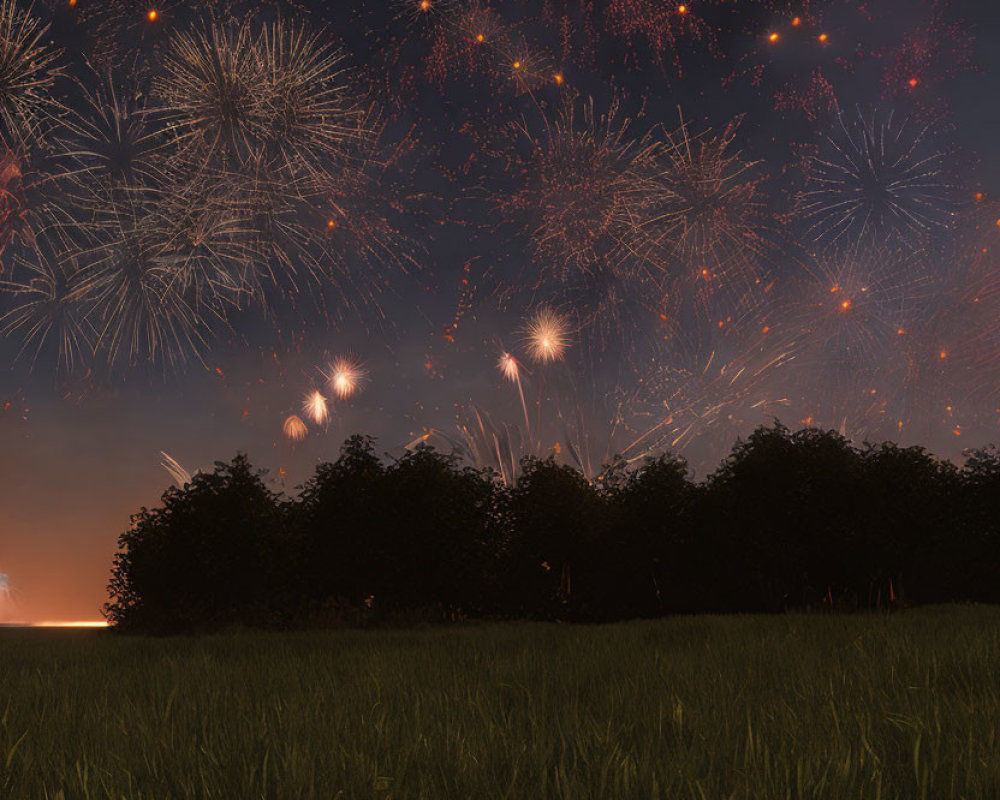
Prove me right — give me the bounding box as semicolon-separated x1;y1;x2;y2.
1;607;999;799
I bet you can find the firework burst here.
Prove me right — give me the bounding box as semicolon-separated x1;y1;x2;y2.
0;241;92;372
58;70;168;191
505;99;661;278
393;0;459;29
326;355;365;399
796;108;956;253
145;177;256;312
499;38;554;95
155;23;262;168
498;98;672;342
75;193;211;370
450;0;505;50
0;0;64;147
775;246;937;438
652;116;769;308
632;334;794;458
523;306;570;364
255;21;365;177
302;389;329;425
283;413;308;442
157;19;364;179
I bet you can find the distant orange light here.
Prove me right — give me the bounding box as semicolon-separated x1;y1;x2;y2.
974;191;983;201
768;32;780;43
792;16;801;26
678;4;688;13
908;77;919;88
553;73;564;85
840;299;852;311
420;0;430;10
475;33;484;42
32;621;108;628
897;328;905;336
147;9;158;21
939;350;948;359
513;60;521;69
818;33;828;43
762;325;770;333
327;219;336;229
68;0;76;6
995;217;1000;228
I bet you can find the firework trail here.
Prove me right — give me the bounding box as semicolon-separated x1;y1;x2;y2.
160;450;193;485
497;349;531;434
631;327;796;459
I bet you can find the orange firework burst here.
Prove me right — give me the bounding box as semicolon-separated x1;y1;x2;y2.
499;97;671;339
498;38;550;94
302;390;329;425
655;117;765;282
327;356;366;399
451;1;505;49
507;99;661;274
283;414;308;442
393;0;457;27
524;308;570;363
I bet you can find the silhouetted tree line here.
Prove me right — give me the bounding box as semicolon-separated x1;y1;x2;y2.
104;423;1000;633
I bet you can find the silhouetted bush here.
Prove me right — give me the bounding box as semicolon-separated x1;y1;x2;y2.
610;453;694;618
104;422;1000;633
503;456;608;620
105;454;289;634
294;435;386;610
701;424;864;612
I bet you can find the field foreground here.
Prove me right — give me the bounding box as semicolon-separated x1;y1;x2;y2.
1;608;999;799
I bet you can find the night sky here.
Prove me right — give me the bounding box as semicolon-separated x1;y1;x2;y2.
1;0;999;623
